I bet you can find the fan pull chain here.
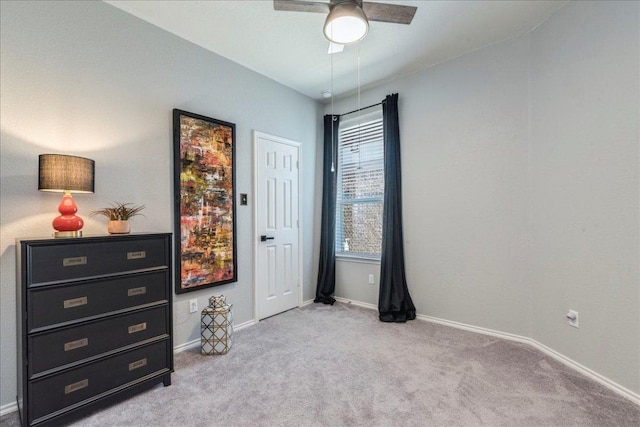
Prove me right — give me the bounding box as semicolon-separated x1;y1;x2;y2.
357;41;362;170
330;27;335;173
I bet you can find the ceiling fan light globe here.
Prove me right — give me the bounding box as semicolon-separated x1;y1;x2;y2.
323;3;369;44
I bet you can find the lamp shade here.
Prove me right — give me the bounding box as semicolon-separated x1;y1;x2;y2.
39;154;95;193
323;2;369;44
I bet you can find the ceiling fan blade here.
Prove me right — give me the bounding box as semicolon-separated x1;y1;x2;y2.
362;2;417;25
274;0;330;14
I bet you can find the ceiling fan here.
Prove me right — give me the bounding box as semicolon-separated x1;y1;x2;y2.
274;0;417;47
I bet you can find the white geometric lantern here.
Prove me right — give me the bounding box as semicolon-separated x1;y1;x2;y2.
201;295;233;355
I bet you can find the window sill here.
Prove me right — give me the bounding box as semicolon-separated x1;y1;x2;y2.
336;254;380;265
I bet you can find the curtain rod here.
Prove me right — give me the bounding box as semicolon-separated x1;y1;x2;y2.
337;101;383;117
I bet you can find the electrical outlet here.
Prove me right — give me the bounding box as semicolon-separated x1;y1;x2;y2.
189;299;198;313
368;274;375;285
566;310;579;328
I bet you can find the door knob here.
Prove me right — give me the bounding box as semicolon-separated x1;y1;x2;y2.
260;235;275;242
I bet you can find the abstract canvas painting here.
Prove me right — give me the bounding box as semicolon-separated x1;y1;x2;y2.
173;109;237;294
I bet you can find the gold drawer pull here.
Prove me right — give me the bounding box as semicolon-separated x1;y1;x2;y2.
65;379;88;394
127;251;146;260
63;296;87;309
128;322;147;334
63;256;87;267
127;286;147;296
128;358;148;371
64;338;88;352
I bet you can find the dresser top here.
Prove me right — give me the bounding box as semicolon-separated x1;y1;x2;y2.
16;232;172;245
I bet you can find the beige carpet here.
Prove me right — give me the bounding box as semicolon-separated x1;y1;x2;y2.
1;302;638;426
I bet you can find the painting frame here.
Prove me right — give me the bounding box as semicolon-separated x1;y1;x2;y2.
173;109;237;294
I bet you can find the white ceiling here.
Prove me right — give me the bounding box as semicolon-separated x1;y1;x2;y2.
105;0;567;102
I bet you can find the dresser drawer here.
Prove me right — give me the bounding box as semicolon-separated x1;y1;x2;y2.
29;340;169;423
29;236;168;284
29;306;168;376
28;270;168;331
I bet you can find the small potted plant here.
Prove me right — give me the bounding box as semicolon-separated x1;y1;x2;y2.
90;202;145;234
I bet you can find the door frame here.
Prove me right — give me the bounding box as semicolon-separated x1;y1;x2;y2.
253;130;303;321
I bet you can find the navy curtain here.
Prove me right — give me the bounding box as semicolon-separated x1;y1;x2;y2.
379;94;416;322
315;114;340;304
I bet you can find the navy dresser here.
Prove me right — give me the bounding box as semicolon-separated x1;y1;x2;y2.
16;233;173;426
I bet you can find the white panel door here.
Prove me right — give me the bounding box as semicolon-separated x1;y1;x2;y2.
255;132;301;320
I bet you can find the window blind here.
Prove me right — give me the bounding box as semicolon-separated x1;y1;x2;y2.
335;113;384;258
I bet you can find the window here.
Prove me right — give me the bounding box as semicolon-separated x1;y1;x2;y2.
335;110;384;259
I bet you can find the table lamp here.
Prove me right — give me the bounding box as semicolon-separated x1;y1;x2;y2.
38;154;95;237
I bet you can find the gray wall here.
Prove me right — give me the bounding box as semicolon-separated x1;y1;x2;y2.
331;34;533;335
330;0;639;394
0;0;321;408
529;0;639;394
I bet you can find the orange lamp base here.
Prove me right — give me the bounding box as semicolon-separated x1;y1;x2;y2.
52;192;84;238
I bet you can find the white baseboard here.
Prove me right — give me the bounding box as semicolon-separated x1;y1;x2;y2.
335;296;377;311
0;401;18;417
527;336;640;406
301;299;315;307
333;296;639;405
418;313;640;405
173;318;257;354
